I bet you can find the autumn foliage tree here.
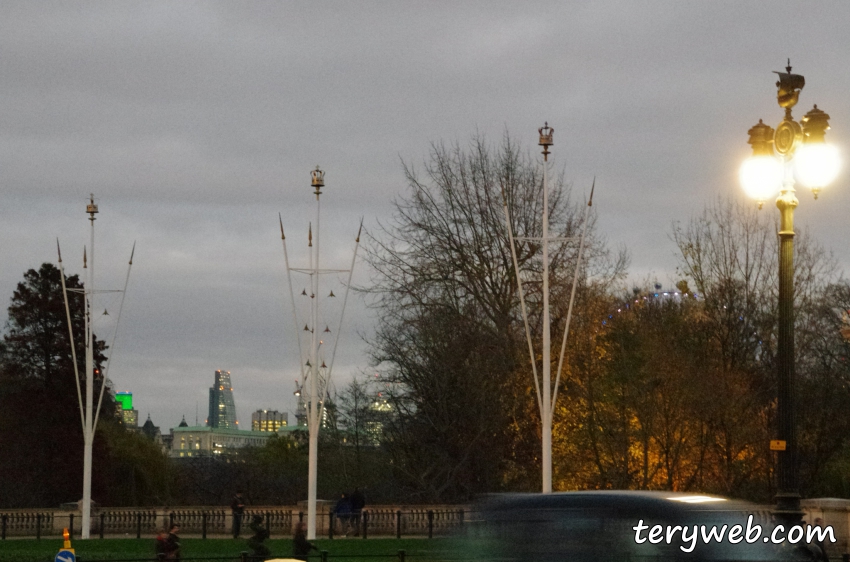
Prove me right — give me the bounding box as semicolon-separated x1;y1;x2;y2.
553;198;850;502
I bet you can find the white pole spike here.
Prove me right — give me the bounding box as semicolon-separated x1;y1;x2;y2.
280;214;307;382
318;218;363;425
93;241;135;430
501;191;543;418
58;239;86;431
552;179;594;410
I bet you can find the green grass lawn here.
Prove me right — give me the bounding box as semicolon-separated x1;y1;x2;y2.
0;537;467;562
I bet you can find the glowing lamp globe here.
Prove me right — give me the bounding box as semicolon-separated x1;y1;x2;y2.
740;155;782;204
794;143;840;191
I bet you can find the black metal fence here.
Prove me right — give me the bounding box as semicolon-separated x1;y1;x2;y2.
71;551;414;562
0;508;468;540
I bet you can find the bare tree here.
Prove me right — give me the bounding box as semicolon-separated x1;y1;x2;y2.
671;197;841;499
363;133;625;499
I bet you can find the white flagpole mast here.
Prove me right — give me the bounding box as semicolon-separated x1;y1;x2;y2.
307;167;322;541
60;195;133;539
281;166;359;540
540;125;553;493
82;194;97;538
502;125;594;494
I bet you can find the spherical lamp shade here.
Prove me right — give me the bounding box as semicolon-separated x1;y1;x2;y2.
794;143;840;190
740;155;782;203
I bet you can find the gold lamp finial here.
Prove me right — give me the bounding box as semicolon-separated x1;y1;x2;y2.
774;60;805;112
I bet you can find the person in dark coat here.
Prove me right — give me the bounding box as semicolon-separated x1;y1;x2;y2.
813;518;830;562
293;521;318;561
163;524;181;560
349;488;366;536
231;491;246;538
154;528;167;559
334;493;352;536
247;514;272;560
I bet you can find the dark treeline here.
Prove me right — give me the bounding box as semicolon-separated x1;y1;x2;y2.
2;133;850;508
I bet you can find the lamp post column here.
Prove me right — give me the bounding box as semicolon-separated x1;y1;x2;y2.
740;63;841;526
775;161;800;523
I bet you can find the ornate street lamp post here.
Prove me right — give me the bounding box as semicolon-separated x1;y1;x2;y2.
739;62;840;525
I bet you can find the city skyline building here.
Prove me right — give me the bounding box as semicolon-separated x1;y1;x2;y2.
252;409;288;431
169;423;305;458
208;369;238;429
115;391;139;428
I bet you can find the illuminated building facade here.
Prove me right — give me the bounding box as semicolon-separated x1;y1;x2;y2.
252;409;288;431
208;370;238;429
169;424;305;458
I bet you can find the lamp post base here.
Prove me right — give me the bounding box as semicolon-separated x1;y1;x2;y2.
774;492;803;526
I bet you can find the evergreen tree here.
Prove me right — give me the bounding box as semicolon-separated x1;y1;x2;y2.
0;263;114;507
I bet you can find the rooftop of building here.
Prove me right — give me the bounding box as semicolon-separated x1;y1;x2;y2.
171;424;305;436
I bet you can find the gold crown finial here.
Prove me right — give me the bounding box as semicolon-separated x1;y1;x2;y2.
538;122;554;160
86;193;98;219
311;166;325;197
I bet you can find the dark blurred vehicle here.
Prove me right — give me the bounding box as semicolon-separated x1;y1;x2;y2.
466;491;813;562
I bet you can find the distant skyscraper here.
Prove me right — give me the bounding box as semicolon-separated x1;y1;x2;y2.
115;391;139;428
208;370;238;429
252;409;288;431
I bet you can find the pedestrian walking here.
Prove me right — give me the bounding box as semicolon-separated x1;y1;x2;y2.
349;487;366;536
231;490;246;539
247;514;272;560
813;518;830;562
154;528;167;560
163;524;181;560
335;493;352;536
293;521;318;561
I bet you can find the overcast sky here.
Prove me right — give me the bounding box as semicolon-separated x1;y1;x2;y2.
2;2;849;431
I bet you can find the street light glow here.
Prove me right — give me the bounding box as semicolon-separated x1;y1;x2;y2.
740;155;782;203
794;143;840;191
